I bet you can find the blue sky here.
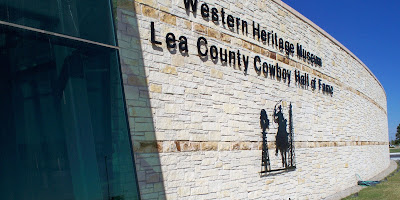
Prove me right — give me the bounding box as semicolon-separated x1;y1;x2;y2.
283;0;400;141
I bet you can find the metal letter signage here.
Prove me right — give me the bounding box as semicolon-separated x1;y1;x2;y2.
260;101;296;175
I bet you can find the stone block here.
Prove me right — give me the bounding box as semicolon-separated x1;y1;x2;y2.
239;142;251;150
208;28;221;39
177;186;191;197
193;70;204;78
202;122;221;131
134;2;142;15
191;186;209;195
261;48;270;57
210;68;223;79
146;173;160;183
269;52;276;60
194;23;207;34
128;75;147;86
124;85;140;100
277;54;284;63
218;142;231;151
160;12;176;25
221;33;232;43
149;83;162;93
135;122;155;132
243;41;252;50
253;45;261;54
183;20;192;29
142;5;158;19
136;141;158;153
232;142;240;150
223;103;238;114
163;141;179;152
180;142;200;151
164;103;180;114
128;107;152;117
201;142;218;151
161;65;178;75
162;85;185;94
171;54;185;67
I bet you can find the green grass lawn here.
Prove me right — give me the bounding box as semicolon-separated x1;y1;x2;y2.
389;148;400;153
343;162;400;200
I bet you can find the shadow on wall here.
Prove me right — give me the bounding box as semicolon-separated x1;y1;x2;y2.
113;1;166;199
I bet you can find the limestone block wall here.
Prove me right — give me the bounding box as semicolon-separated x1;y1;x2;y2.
113;0;389;199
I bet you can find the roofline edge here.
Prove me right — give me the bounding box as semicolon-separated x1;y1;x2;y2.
272;0;387;99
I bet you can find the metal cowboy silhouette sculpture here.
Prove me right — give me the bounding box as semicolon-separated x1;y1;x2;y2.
260;109;270;172
260;109;269;133
260;102;295;175
274;105;289;168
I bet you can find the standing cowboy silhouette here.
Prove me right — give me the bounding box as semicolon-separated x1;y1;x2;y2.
260;109;270;173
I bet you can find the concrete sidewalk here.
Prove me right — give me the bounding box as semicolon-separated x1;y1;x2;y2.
390;152;400;160
324;160;398;200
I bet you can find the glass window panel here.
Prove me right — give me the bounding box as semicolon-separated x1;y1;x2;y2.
0;26;139;200
0;0;116;45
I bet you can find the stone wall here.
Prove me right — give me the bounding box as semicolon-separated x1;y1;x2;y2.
114;0;389;199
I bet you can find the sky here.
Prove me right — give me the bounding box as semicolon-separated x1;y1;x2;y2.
283;0;400;141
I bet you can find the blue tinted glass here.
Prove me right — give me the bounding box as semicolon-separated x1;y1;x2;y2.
0;27;139;200
0;0;116;45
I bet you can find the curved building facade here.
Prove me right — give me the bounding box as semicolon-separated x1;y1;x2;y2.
115;0;389;199
0;0;389;199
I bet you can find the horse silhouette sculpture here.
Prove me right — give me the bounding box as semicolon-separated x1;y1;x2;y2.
274;105;289;168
